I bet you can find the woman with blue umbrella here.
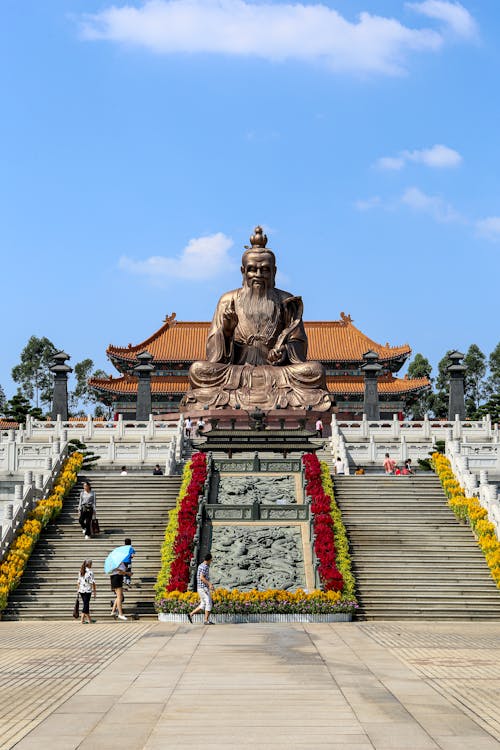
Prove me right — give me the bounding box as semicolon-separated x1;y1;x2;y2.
105;545;133;621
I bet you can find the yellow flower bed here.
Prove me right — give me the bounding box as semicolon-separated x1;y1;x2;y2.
0;452;83;611
432;452;500;587
320;462;357;601
157;587;355;614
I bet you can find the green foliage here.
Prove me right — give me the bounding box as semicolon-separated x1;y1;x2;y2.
70;359;111;415
3;391;44;424
464;344;487;417
406;353;433;419
432;350;453;418
0;384;6;416
475;393;500;422
67;438;99;470
11;336;58;408
486;342;500;398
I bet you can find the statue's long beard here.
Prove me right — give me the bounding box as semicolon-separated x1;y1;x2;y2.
240;285;279;334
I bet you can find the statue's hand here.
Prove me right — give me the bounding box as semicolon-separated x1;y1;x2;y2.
268;346;285;365
222;299;238;336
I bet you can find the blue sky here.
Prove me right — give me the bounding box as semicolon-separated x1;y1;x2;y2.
1;0;499;399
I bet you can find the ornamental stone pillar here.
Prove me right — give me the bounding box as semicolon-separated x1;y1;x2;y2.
361;350;382;421
50;351;72;421
134;351;155;421
447;350;466;421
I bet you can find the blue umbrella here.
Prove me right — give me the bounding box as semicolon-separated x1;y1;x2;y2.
104;545;133;574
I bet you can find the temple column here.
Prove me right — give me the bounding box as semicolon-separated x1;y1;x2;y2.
134;351;155;421
362;350;382;421
447;350;467;421
50;351;72;421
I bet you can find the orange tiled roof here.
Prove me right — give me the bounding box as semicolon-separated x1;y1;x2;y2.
107;314;411;364
0;420;19;429
89;374;429;397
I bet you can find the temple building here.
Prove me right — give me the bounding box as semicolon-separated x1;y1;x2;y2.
89;312;430;419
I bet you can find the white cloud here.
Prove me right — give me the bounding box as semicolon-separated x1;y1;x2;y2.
407;1;477;39
119;232;235;282
375;144;462;170
354;196;383;211
401;186;462;223
78;0;477;76
476;217;500;242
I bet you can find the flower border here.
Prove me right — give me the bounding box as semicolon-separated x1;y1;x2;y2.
0;452;83;611
155;452;358;615
432;452;500;587
155;452;208;596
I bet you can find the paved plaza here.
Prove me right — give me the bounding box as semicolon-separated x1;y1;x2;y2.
1;621;500;750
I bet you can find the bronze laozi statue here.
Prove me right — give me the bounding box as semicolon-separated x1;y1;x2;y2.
181;226;331;412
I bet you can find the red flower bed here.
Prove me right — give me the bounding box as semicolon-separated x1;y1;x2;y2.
167;452;208;591
302;453;344;592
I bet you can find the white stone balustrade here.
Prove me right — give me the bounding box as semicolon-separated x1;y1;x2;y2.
336;414;497;443
446;442;500;536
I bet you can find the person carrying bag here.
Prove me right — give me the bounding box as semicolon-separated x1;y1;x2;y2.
78;481;96;540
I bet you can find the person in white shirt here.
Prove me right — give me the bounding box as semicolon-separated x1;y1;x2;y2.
77;559;96;624
120;466;128;475
335;457;345;475
315;418;323;437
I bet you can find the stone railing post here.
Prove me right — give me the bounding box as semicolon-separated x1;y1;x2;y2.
108;435;115;463
14;485;23;503
117;414;124;439
391;414;400;439
361;413;369;439
85;415;93;440
423;414;431;439
453;414;462;440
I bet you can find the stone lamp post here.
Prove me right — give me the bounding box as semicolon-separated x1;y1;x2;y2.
361;350;383;420
447;350;467;420
134;351;155;420
50;351;72;421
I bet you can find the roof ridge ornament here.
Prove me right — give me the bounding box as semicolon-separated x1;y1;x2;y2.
164;312;177;325
245;225;268;250
340;311;353;325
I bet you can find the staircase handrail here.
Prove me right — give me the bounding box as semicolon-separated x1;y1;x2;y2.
0;441;69;562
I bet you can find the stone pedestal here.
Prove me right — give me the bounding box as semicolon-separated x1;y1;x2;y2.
447;350;466;421
181;407;332;435
361;350;382;420
134;351;155;421
50;351;72;421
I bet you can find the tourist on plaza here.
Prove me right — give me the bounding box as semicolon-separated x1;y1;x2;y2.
120;466;128;475
187;553;215;625
315;418;323;437
153;464;163;475
402;459;414;475
335;457;345;475
122;537;136;589
383;453;397;475
110;563;128;621
185;416;192;438
77;559;96;624
196;417;206;436
78;481;96;540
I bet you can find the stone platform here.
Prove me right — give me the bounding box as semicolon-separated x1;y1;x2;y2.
183;407;332;433
3;620;500;750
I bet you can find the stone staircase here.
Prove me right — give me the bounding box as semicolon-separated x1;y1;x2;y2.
3;473;181;620
334;474;500;620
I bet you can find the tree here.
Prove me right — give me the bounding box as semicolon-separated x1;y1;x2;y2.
475;393;500;422
12;336;58;408
486;342;500;398
406;354;433;419
69;358;110;413
4;391;43;424
432;350;453;418
0;384;6;416
464;344;487;417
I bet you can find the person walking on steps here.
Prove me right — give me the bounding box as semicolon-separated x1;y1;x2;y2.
78;481;96;540
77;559;96;624
188;553;215;625
110;562;128;620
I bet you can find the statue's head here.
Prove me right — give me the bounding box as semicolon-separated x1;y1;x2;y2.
241;226;276;293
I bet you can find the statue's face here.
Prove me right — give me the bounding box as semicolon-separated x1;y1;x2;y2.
241;252;276;293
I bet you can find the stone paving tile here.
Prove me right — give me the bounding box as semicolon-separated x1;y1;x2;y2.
5;622;500;750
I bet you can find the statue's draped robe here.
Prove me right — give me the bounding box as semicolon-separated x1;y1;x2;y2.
183;288;331;411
